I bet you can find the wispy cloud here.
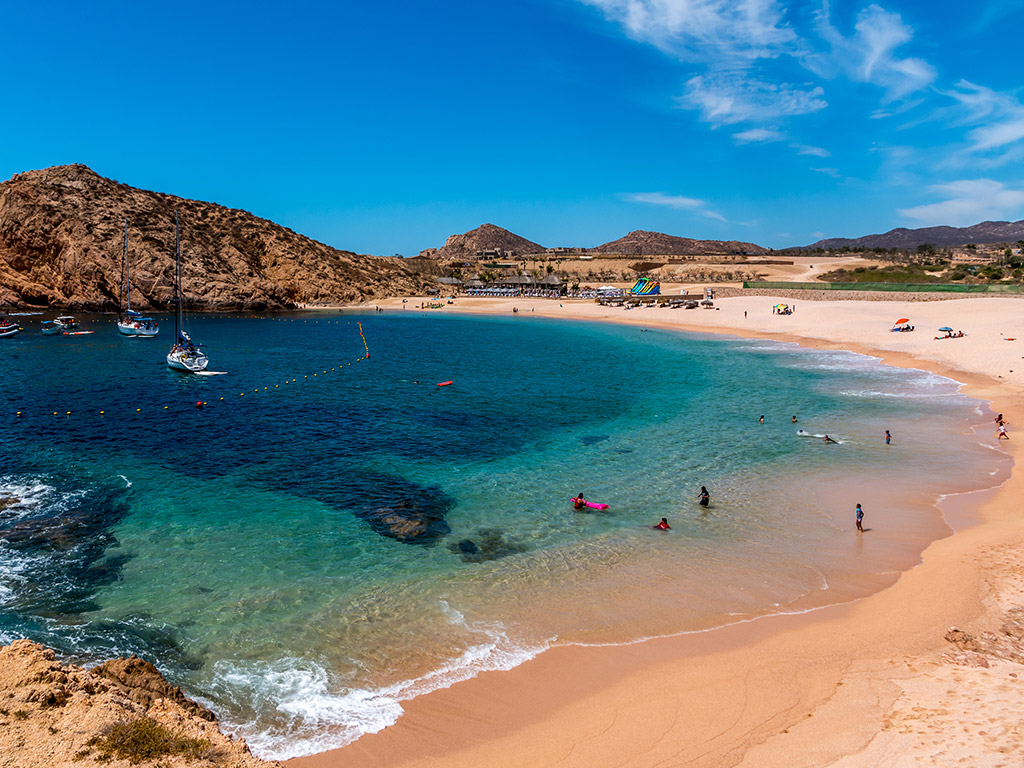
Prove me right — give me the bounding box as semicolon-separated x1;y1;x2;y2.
625;191;727;221
944;80;1024;155
811;167;840;177
810;3;936;99
734;128;784;143
579;0;798;62
792;143;830;157
682;73;826;125
898;179;1024;227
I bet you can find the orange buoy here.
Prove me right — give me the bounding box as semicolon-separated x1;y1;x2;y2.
437;381;453;387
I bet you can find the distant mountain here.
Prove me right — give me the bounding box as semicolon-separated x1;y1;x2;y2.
591;230;768;256
0;164;432;310
806;220;1024;250
420;223;545;261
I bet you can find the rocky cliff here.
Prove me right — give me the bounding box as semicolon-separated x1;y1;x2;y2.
0;165;433;310
421;223;545;260
591;230;768;256
0;639;277;768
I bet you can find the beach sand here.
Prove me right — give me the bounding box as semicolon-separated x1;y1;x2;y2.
289;294;1023;768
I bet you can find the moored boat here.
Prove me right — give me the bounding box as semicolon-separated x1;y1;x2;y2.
166;212;209;373
117;219;159;337
0;318;22;337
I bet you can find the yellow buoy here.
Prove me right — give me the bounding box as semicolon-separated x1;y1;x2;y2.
66;411;71;415
164;406;169;410
100;411;104;415
136;408;141;412
17;411;21;416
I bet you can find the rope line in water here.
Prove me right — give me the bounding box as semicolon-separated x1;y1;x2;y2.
11;323;372;418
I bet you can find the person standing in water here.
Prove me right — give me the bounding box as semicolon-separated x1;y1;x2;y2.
759;415;765;424
792;415;798;423
654;518;671;530
885;430;891;445
697;486;710;507
856;503;864;532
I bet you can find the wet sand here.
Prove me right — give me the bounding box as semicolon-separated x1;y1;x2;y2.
289;294;1022;768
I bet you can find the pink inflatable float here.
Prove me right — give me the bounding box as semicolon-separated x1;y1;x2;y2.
569;497;609;510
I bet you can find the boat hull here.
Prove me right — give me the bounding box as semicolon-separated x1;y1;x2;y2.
166;349;209;372
118;320;159;337
0;327;20;338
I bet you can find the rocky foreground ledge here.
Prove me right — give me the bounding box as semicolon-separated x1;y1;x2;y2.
0;640;278;768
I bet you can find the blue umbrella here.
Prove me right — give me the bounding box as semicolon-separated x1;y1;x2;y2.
938;326;953;332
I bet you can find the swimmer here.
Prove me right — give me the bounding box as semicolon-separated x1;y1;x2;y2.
573;493;587;511
654;517;671;530
759;414;765;424
792;415;798;423
824;435;837;443
697;486;710;507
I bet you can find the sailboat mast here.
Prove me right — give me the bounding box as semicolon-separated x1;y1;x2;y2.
123;218;130;312
175;211;182;340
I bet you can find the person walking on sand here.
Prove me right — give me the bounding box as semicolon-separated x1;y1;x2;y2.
856;504;864;532
885;430;891;445
697;486;710;508
995;413;1005;426
998;425;1009;440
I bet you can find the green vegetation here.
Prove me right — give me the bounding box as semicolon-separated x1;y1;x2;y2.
85;717;213;765
818;263;953;283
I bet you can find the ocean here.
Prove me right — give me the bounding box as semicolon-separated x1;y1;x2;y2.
0;310;1008;759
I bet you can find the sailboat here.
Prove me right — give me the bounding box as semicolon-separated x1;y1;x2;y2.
117;218;159;337
165;212;209;372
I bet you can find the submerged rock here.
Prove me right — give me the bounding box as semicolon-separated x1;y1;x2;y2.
449;528;528;563
355;480;454;545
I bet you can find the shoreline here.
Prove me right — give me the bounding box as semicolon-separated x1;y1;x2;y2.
287;294;1022;768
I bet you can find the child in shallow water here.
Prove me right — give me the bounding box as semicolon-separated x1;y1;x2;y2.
654;518;671;530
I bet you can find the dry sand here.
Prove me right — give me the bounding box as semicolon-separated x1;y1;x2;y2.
289;294;1024;768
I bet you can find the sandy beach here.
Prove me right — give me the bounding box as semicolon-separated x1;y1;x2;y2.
288;293;1023;768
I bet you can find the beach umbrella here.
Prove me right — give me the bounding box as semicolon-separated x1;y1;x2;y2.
895;318;910;324
774;303;788;309
938;326;953;332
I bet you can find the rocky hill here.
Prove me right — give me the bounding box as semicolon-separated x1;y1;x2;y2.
0;639;277;767
806;220;1024;250
592;230;768;256
419;223;545;260
0;164;433;310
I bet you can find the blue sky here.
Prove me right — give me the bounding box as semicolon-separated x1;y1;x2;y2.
3;0;1023;254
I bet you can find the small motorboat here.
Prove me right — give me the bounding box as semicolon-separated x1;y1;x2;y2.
0;318;22;337
54;316;80;332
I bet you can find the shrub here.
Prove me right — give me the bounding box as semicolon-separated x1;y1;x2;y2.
90;717;213;765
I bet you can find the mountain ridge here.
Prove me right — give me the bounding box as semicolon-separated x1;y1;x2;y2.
0;164;432;310
804;220;1024;250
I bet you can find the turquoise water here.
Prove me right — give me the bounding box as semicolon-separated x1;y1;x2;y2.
0;311;1007;758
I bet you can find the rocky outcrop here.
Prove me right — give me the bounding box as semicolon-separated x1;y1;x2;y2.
806;220;1024;250
592;230;768;256
425;223;545;261
0;639;277;767
0;164;434;310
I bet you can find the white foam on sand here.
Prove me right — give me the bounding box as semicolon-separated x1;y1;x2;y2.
212;600;553;761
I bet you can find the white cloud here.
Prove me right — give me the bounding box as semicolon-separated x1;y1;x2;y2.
792;143;830;157
734;128;783;143
682;73;826;125
898;179;1024;227
580;0;798;61
811;167;840;177
943;81;1024;155
811;4;936;99
626;191;727;221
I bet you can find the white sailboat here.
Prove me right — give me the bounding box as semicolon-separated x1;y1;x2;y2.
117;218;159;337
166;212;209;372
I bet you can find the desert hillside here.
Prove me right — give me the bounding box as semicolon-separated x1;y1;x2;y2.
0;165;433;310
592;229;768;256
